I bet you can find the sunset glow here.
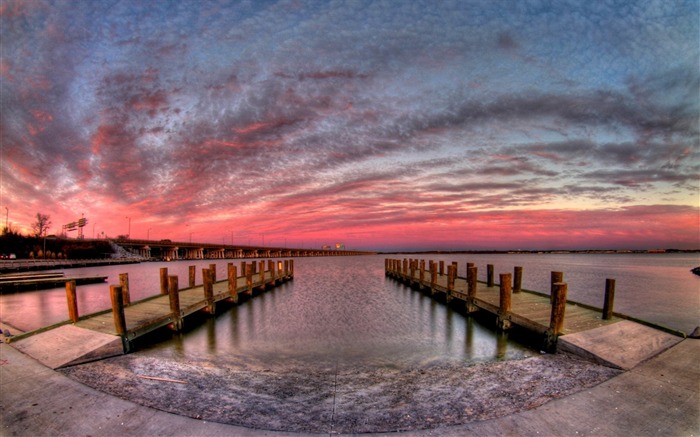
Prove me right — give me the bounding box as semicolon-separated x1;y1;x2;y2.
1;0;698;251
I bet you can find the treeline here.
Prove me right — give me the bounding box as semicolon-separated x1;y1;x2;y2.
0;231;114;259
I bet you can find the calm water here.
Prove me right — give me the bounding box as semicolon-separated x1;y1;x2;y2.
0;253;697;366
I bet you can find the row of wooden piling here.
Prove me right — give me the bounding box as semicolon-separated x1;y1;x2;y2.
65;259;294;339
385;258;617;350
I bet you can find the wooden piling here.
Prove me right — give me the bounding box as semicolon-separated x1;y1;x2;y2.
284;260;289;276
419;260;425;287
159;267;168;295
228;263;238;303
466;266;478;313
603;278;615;320
550;271;563;303
202;268;215;314
498;273;512;330
246;263;253;294
550;282;568;335
439;260;444;275
119;273;131;306
168;275;182;331
513;266;522;293
209;263;217;282
268;260;276;285
110;285;127;336
446;264;455;302
65;280;79;323
289;259;294;276
189;266;196;288
487;264;494;287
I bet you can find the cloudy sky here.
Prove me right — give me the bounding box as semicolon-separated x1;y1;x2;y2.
1;0;698;251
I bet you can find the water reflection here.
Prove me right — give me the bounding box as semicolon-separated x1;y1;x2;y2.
134;257;532;369
3;253;696;368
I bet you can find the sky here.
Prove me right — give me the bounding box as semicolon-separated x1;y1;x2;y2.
1;0;698;252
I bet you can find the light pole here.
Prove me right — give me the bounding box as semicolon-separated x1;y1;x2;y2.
4;207;7;232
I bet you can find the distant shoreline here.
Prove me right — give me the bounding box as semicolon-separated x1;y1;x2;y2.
380;249;699;255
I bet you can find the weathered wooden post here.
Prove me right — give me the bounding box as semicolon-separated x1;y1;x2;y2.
228;263;238;303
168;275;182;331
466;262;474;278
268;260;276;285
289;259;294;277
402;258;408;275
110;285;127;336
209;263;217;282
551;272;563;303
419;260;425;287
65;280;79;323
603;278;615;320
188;265;196;288
284;260;289;277
409;259;416;285
159;267;168;295
240;261;247;279
546;281;568;350
277;260;283;278
446;264;456;302
385;258;390;272
439;260;444;275
487;264;494;287
498;273;512;330
259;260;265;289
110;284;130;353
202;268;215;314
513;266;522;293
467;266;478;313
119;273;131;306
430;261;437;295
246;263;253;294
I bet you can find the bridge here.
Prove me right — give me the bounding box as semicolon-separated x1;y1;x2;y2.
113;238;375;260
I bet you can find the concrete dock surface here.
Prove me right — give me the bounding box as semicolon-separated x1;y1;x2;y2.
1;323;698;436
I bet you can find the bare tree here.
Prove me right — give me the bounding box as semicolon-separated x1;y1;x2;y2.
32;213;52;237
